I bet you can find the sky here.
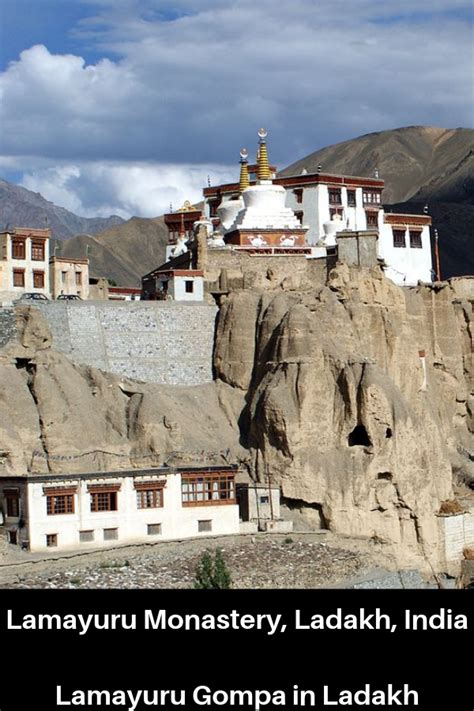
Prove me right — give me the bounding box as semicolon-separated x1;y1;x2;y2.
0;0;472;219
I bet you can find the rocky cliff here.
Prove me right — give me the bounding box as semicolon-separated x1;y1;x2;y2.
0;267;473;568
214;267;474;565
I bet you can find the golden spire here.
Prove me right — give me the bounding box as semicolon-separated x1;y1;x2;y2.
239;148;250;193
257;127;271;181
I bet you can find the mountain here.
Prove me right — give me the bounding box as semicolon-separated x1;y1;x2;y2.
0;179;124;239
280;126;474;205
55;216;169;286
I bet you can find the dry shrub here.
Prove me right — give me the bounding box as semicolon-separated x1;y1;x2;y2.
439;500;464;515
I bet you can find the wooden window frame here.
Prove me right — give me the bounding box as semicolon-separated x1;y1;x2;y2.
88;484;121;513
31;240;45;261
409;230;422;249
46;493;75;515
5;490;20;518
13;269;25;287
181;471;236;507
366;212;379;228
347;190;356;207
136;488;164;509
75;271;82;285
33;270;45;289
11;239;26;260
185;280;194;294
393;229;406;248
328;188;342;206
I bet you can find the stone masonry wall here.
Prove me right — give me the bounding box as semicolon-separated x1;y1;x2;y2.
1;301;217;385
438;510;474;563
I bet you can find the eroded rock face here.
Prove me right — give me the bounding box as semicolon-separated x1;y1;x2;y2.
214;266;473;565
0;310;247;476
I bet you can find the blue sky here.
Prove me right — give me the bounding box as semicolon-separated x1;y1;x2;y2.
0;0;472;218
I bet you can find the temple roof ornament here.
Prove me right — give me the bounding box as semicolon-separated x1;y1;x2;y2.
239;148;250;193
257;128;272;181
177;200;198;212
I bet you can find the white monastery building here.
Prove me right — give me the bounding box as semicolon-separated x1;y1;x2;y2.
200;129;434;286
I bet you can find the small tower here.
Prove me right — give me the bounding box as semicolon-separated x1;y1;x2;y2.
256;128;272;181
239;148;250;193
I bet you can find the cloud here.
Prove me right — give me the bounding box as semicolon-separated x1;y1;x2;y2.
20;160;236;218
0;0;472;216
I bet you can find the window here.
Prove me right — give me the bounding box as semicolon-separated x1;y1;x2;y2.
198;520;212;533
135;485;164;509
329;208;343;219
46;534;58;547
11;239;25;259
13;269;25;287
75;271;82;285
33;271;44;288
31;241;45;261
88;484;120;512
5;491;19;517
79;530;94;542
47;494;74;515
293;188;303;204
147;523;162;536
260;496;269;504
209;199;220;217
393;229;406;248
409;230;422;248
91;491;117;512
347;190;356;207
61;271;67;284
363;190;381;205
294;211;304;225
185;280;194;293
103;528;118;540
181;471;236;506
8;531;17;545
328;188;341;205
366;212;379;228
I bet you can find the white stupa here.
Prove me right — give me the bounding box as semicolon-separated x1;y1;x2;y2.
223;129;308;248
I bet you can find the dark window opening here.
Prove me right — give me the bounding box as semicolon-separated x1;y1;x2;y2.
185;280;194;293
293;188;303;204
409;231;422;248
46;534;58;547
348;424;372;447
393;229;406;248
347;190;356;207
377;472;393;481
386;427;392;438
8;530;18;545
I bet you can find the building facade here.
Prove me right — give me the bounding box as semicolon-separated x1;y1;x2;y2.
200;139;433;286
0;465;240;552
0;227;51;302
49;256;89;299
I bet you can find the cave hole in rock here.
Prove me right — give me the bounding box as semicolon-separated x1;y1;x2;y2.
15;358;31;370
348;424;372;447
386;427;393;438
377;472;393;481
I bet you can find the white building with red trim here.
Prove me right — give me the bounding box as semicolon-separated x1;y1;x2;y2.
201;134;433;286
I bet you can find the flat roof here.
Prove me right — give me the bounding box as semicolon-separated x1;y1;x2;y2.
0;464;239;484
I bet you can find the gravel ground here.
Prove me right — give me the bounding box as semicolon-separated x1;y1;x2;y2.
0;533;375;589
